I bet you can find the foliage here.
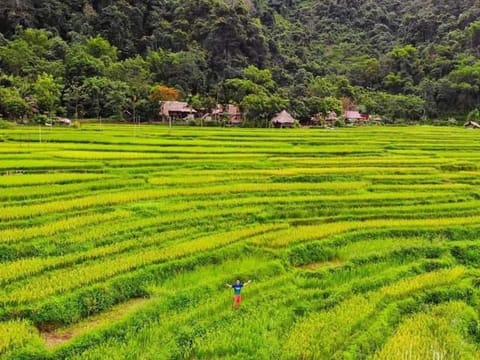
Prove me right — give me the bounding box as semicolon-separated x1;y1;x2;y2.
0;1;480;123
467;108;480;122
306;96;343;117
0;320;44;358
33;114;50;125
0;87;30;119
150;85;180;103
374;302;480;359
224;66;288;126
0;119;12;128
0;125;480;357
32;73;61;115
147;50;207;94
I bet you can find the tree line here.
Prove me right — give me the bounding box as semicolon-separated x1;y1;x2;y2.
0;0;480;125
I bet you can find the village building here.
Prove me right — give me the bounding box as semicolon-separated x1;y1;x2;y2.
344;110;362;125
370;116;383;125
310;113;321;125
344;110;369;125
311;111;338;127
465;121;480;129
160;101;196;121
55;117;72;126
211;104;243;126
272;110;295;128
324;111;338;127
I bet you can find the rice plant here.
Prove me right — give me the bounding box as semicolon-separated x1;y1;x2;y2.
0;125;479;359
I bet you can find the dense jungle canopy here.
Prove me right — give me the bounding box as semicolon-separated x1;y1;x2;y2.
1;0;480;124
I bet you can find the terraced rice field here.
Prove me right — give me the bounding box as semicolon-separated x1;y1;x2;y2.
1;125;480;359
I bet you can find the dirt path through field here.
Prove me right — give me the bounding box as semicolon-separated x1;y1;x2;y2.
41;297;151;349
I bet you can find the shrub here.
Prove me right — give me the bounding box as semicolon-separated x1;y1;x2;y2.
288;243;337;266
0;119;13;128
0;88;30;119
448;118;458;126
451;246;480;266
203;120;218;127
33;114;50;125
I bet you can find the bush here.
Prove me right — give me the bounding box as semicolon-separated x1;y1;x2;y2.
448;118;458;126
439;162;478;172
451;246;480;266
422;285;474;305
33;114;50;125
0;119;13;129
432;119;449;126
0;88;30;119
203;120;218;127
288;243;337;266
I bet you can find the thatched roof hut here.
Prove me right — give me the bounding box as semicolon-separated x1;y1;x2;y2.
272;110;295;128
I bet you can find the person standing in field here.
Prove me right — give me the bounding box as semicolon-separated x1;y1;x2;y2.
226;279;252;309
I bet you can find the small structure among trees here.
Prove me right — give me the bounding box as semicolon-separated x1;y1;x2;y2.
344;110;364;125
311;111;338;127
272;110;295;128
466;109;480;128
324;111;338;127
465;121;480;129
160;101;196;121
55;117;72;126
343;110;371;125
211;104;242;126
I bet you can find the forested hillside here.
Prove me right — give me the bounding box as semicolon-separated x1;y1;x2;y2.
1;0;480;124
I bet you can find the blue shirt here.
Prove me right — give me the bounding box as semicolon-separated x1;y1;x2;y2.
232;283;243;295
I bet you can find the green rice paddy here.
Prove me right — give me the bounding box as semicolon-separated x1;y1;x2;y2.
1;125;480;359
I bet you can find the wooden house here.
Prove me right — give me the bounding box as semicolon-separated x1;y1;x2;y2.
344;110;369;125
465;121;480;129
160;101;196;121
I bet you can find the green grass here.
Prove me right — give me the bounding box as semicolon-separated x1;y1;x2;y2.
0;125;480;359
